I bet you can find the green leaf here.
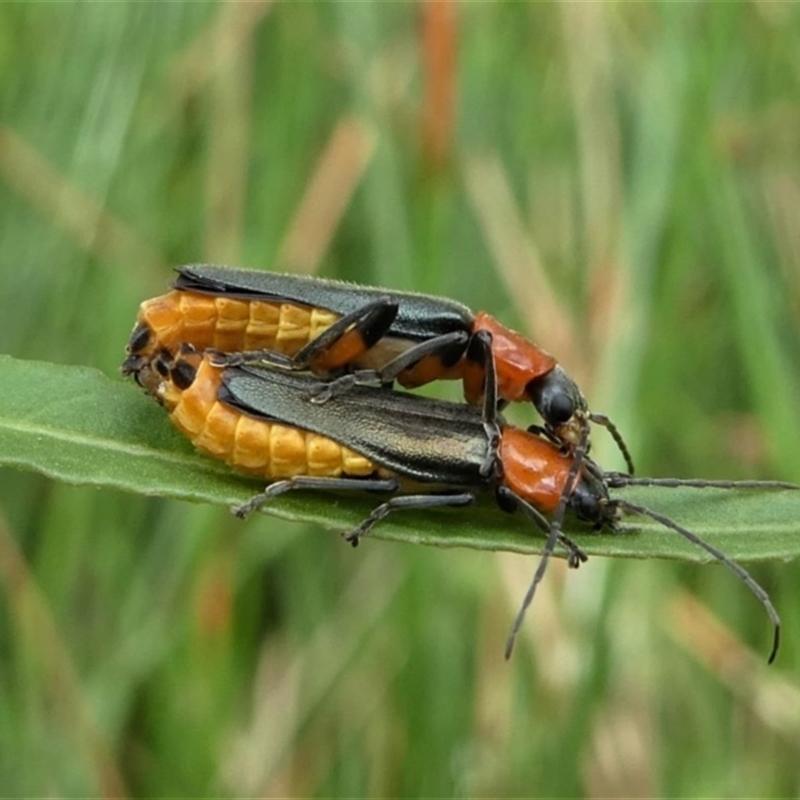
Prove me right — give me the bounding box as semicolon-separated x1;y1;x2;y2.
1;354;799;564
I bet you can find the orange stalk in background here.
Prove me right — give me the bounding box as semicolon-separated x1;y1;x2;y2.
421;0;457;171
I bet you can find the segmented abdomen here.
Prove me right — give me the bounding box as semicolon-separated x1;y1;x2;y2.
160;358;379;480
134;290;341;361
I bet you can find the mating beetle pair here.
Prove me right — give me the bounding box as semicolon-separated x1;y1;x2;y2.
123;264;634;473
124;265;794;661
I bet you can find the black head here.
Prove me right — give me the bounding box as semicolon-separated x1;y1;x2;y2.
568;469;619;530
527;365;589;445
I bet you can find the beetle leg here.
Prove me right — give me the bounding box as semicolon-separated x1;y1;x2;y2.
342;492;477;546
232;475;401;518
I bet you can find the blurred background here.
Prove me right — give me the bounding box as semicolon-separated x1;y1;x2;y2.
1;2;799;796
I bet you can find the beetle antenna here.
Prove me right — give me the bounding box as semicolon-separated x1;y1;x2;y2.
607;475;799;491
617;499;780;664
505;427;589;660
589;412;635;476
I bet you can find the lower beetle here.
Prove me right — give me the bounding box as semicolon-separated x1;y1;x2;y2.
127;338;793;662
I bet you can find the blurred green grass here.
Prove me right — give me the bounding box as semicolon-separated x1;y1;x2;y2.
1;2;800;797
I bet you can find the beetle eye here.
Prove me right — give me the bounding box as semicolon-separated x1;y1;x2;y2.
570;476;613;527
527;366;585;427
547;393;575;424
575;492;599;521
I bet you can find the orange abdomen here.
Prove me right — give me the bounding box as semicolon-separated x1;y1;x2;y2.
132;290;342;363
159;358;379;481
